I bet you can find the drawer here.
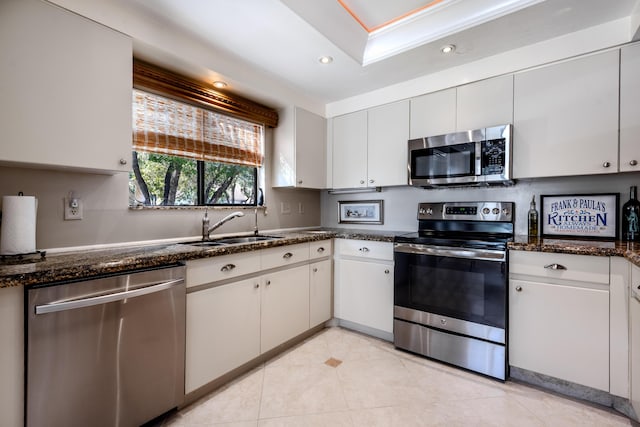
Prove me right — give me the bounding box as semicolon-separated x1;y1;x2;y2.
186;251;262;287
309;239;332;260
261;243;310;270
509;250;609;285
335;239;393;261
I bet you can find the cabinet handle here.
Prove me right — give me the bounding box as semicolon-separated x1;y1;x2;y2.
266;280;271;286
544;263;567;270
283;252;293;259
313;267;318;273
515;285;523;292
369;179;374;184
384;269;390;274
254;283;260;289
630;160;638;166
297;180;303;184
220;263;236;272
360;180;365;184
119;158;128;165
359;247;370;253
602;161;611;168
317;247;325;253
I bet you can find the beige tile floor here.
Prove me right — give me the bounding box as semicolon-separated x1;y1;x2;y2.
159;327;636;427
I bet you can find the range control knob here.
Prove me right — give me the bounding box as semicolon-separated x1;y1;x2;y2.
419;207;426;215
492;208;500;215
503;208;510;216
426;208;433;215
482;208;490;215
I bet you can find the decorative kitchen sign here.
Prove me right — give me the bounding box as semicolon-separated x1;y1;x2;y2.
540;193;619;239
338;200;384;224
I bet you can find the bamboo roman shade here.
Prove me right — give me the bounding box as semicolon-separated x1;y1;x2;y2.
133;89;265;167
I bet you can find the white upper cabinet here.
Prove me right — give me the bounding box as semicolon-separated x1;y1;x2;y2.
409;88;456;138
332;101;409;189
620;44;640;173
410;75;513;139
0;0;132;173
332;110;368;189
513;50;619;179
367;100;410;187
456;75;514;131
272;106;326;188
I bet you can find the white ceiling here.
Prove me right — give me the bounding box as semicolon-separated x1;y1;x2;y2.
50;0;640;111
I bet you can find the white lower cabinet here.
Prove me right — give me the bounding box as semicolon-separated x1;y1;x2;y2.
310;259;332;327
334;239;394;337
185;240;332;394
509;251;610;391
631;263;640;417
261;265;310;353
185;278;261;393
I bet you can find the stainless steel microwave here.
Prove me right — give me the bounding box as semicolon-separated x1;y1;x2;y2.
408;124;512;188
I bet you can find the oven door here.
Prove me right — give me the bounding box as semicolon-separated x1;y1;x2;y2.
394;243;507;343
409;141;477;184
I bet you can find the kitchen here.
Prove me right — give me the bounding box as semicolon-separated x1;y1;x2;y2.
1;0;640;426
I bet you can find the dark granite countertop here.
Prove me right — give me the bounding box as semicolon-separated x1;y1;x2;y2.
508;235;640;267
0;228;401;288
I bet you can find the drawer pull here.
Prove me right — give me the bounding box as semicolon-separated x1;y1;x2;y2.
254;283;260;289
266;280;271;286
313;267;318;273
283;252;293;259
359;247;370;253
630;160;638;166
544;263;567;270
384;269;390;274
317;247;325;253
220;263;236;272
515;285;523;292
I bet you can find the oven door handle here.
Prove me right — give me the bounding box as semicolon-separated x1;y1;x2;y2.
394;243;506;262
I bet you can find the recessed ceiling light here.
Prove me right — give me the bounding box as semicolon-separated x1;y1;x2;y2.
213;81;227;89
318;56;333;64
440;44;456;54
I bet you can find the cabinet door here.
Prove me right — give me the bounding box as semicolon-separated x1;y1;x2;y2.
335;258;393;333
295;107;327;188
631;264;640;416
457;75;513;131
310;259;332;327
509;279;609;391
513;50;619;179
0;0;132;173
367;100;410;187
273;106;326;188
332;111;367;189
185;278;261;393
620;44;640;173
261;265;310;353
409;88;456;138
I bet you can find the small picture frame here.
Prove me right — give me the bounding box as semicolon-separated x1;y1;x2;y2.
338;200;384;224
540;193;619;240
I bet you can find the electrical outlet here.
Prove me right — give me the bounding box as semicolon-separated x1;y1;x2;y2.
298;202;305;214
280;201;291;215
64;197;83;220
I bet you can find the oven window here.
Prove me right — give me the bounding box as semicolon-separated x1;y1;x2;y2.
413;143;475;179
395;252;506;328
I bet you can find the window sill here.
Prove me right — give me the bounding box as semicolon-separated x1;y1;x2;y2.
129;205;265;211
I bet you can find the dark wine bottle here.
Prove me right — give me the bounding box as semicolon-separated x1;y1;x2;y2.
622;186;640;241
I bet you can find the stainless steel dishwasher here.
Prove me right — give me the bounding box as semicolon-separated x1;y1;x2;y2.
26;264;186;427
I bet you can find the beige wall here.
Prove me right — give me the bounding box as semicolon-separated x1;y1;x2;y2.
0;129;322;250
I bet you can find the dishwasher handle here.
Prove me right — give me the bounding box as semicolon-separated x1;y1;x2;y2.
35;278;184;315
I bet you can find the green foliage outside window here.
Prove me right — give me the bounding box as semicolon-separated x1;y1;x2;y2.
129;151;257;206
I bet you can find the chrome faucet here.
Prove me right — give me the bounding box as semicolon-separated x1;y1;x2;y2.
202;211;245;240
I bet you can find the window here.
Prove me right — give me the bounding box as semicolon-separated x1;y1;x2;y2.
129;59;278;207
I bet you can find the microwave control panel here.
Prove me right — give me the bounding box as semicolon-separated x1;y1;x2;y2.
481;139;506;175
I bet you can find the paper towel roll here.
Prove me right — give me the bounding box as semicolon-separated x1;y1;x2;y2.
1;195;37;255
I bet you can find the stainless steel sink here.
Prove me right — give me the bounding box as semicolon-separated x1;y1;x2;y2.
214;235;280;244
180;241;227;247
180;235;280;247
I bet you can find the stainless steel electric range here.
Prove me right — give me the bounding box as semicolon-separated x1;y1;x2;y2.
393;201;514;380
